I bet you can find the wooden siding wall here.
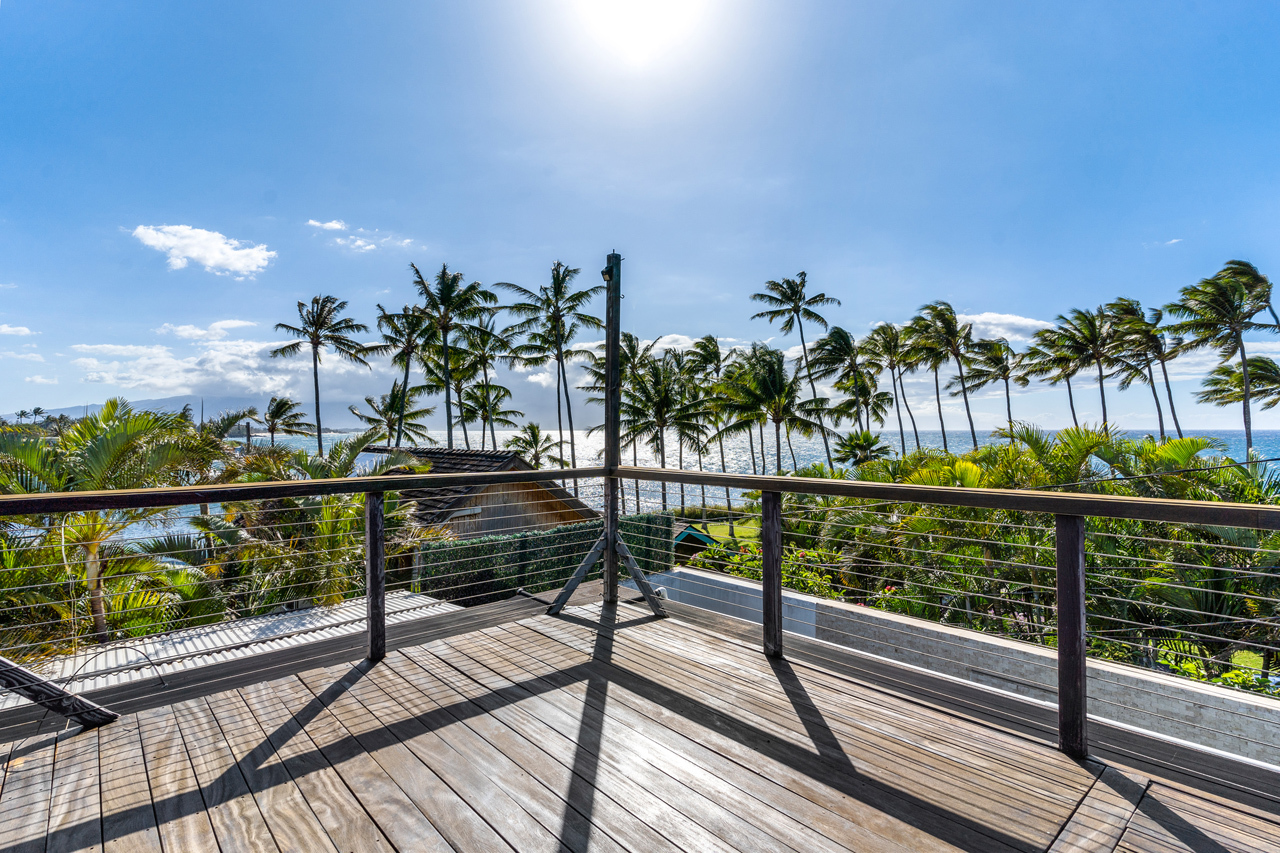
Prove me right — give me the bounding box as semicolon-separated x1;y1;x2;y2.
444;482;590;537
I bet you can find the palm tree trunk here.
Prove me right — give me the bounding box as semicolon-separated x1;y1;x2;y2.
1158;359;1183;438
395;356;412;447
798;322;834;469
786;427;798;472
86;541;108;644
891;368;906;455
633;442;640;511
774;419;783;475
718;434;735;538
955;356;978;449
1145;361;1166;440
1064;375;1079;427
557;347;579;469
311;345;324;455
759;421;767;474
442;332;454;450
677;438;685;513
457;386;471;449
851;356;865;432
1003;377;1013;442
658;432;668;511
1239;335;1254;457
933;367;948;452
898;370;919;450
1096;359;1109;427
747;424;757;475
554;361;565;469
697;446;706;519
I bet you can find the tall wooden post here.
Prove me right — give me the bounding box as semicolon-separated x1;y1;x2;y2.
762;491;783;657
1055;514;1087;759
366;491;386;662
602;252;623;604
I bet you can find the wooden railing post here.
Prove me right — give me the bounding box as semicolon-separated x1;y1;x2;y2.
762;491;783;658
366;491;386;662
1055;514;1087;759
602;251;623;604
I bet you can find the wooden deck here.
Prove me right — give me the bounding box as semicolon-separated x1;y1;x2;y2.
2;601;1278;853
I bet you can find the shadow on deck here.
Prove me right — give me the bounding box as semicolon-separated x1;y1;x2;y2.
2;600;1278;853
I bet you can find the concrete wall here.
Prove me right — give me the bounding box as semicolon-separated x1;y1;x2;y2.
630;567;1280;768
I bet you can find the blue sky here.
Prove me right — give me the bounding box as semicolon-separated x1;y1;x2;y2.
3;1;1280;432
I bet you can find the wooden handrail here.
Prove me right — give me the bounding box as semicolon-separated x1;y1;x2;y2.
0;467;607;517
616;466;1280;529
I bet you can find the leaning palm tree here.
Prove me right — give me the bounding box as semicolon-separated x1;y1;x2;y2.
904;318;953;452
581;331;663;512
1167;265;1274;456
810;327;870;433
1107;298;1171;440
1020;328;1084;428
271;295;370;454
1050;307;1116;428
461;382;523;449
0;398;206;643
621;353;703;509
914;301;979;448
500;261;603;473
362;304;435;447
951;338;1027;440
260;396;314;446
862;323;919;455
1195;357;1280;413
348;382;437;446
715;345;833;475
750;271;840;468
413;262;497;450
503;423;565;469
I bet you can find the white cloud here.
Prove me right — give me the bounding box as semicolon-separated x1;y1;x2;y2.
957;312;1052;342
132;225;276;278
24;375;57;385
0;351;44;362
156;319;257;341
334;236;378;252
1165;238;1182;245
0;324;34;336
0;283;17;290
307;219;347;231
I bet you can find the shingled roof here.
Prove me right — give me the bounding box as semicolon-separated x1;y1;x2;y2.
366;446;596;525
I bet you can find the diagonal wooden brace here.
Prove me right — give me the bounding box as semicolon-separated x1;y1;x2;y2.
615;538;667;618
0;655;119;728
547;533;609;615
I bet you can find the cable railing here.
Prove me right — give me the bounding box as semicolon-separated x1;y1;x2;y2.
617;465;1280;764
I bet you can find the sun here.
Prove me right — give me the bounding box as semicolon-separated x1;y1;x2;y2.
569;0;715;68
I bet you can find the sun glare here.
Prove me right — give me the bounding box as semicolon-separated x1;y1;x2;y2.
569;0;715;67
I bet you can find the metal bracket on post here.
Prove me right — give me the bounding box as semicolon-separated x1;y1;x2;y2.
366;491;386;662
1055;514;1088;759
0;656;119;728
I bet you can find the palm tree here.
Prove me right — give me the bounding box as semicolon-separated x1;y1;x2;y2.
1218;260;1280;327
461;382;523;448
1195;357;1280;413
582;332;663;512
689;335;738;519
664;349;709;512
503;423;565;469
810;327;870;433
1167;265;1274;455
14;410;28;424
952;338;1027;439
1107;298;1172;440
348;382;437;446
413;262;497;450
271;295;370;454
420;344;481;449
620;353;703;509
260;396;314;446
0;399;206;643
1021;328;1084;428
715;345;833;475
750;271;841;468
500;261;603;474
1050;307;1115;427
362;304;435;447
862;323;919;455
461;316;520;449
30;407;46;423
833;431;894;466
905;318;953;451
915;302;979;448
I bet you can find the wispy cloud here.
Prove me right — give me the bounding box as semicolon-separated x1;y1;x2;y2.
0;324;34;336
24;375;57;385
306;219;347;230
1165;238;1182;245
132;225;276;278
0;351;44;362
335;236;378;252
156;319;257;341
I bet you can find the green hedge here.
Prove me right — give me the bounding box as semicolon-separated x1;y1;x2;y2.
410;513;675;606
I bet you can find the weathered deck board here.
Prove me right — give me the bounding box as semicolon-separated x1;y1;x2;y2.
2;600;1277;853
